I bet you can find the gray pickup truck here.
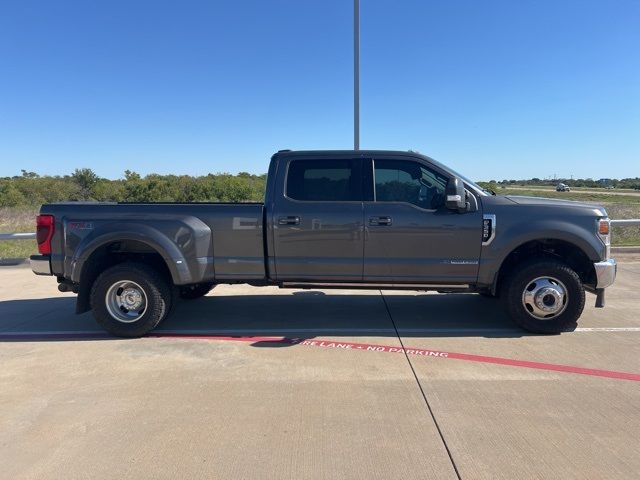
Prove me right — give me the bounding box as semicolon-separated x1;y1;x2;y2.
30;150;616;337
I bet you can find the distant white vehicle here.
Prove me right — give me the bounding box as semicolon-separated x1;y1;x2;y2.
556;183;571;192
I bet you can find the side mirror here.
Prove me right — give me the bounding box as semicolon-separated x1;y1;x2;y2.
446;177;467;212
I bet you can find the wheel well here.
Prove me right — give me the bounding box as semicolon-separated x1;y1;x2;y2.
76;240;173;314
495;239;596;295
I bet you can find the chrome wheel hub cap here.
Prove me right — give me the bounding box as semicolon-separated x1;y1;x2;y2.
106;280;147;323
522;276;568;320
121;288;143;310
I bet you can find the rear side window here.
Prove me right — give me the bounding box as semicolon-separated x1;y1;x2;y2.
286;159;362;201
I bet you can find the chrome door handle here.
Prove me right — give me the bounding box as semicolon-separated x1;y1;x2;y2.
369;216;392;226
278;216;300;225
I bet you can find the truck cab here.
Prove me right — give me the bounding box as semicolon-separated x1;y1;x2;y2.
267;151;482;285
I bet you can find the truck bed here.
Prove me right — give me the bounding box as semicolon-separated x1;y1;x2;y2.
41;202;266;284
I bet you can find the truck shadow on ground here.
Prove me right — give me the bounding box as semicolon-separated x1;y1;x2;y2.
0;291;540;341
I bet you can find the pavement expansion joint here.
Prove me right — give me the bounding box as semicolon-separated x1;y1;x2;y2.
379;290;463;480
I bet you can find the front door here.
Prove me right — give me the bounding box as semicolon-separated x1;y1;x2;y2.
363;158;482;284
272;157;364;281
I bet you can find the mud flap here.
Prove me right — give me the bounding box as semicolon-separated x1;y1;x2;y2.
75;281;92;314
595;288;605;308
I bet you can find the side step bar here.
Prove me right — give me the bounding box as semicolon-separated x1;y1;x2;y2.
280;282;471;291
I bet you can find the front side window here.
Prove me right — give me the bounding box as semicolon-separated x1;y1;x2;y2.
374;160;447;209
286;159;361;201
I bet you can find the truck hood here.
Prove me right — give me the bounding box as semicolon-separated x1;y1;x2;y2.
504;195;607;215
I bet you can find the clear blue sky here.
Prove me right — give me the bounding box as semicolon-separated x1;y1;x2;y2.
0;0;638;181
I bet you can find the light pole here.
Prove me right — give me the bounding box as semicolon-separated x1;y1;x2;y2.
354;0;360;150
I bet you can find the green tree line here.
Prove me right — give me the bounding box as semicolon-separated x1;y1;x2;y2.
479;177;640;190
0;169;267;207
2;168;639;208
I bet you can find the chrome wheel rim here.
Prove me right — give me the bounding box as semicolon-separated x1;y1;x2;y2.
105;280;147;323
521;276;568;320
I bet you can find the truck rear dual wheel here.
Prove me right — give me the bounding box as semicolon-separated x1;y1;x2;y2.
503;258;585;334
90;262;172;338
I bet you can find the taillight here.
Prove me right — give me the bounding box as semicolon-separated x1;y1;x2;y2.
36;214;55;255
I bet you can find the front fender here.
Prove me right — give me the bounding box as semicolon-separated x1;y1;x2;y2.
477;218;604;286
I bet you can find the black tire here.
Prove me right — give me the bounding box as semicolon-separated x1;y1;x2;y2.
179;282;215;300
90;262;172;338
502;258;585;334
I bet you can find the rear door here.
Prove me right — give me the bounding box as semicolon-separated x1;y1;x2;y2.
272;157;365;281
363;157;482;284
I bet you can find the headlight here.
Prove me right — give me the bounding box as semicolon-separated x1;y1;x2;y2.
597;218;611;259
598;218;610;236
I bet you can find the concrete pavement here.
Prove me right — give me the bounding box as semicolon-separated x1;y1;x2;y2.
1;257;639;479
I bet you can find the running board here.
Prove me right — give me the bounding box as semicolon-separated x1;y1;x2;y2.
280;282;470;291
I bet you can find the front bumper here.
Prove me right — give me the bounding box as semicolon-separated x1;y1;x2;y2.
30;255;52;276
594;258;616;289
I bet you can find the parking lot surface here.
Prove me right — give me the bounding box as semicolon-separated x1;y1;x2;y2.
1;257;639;479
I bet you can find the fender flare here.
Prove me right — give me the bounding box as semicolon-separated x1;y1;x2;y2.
70;223;193;285
479;219;603;290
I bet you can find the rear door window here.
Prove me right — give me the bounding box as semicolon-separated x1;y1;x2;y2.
286;159;362;201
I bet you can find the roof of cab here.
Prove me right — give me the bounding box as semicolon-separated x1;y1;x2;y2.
272;149;427;159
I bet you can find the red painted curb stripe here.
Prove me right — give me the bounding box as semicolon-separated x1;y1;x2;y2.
152;333;640;382
3;331;638;382
148;334;293;344
445;351;640;382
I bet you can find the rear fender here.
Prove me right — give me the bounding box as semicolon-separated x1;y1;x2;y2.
68;219;213;286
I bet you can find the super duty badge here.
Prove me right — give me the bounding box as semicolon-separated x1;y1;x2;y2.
482;214;496;245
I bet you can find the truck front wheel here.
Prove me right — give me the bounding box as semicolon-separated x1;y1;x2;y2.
90;262;172;338
503;258;585;334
